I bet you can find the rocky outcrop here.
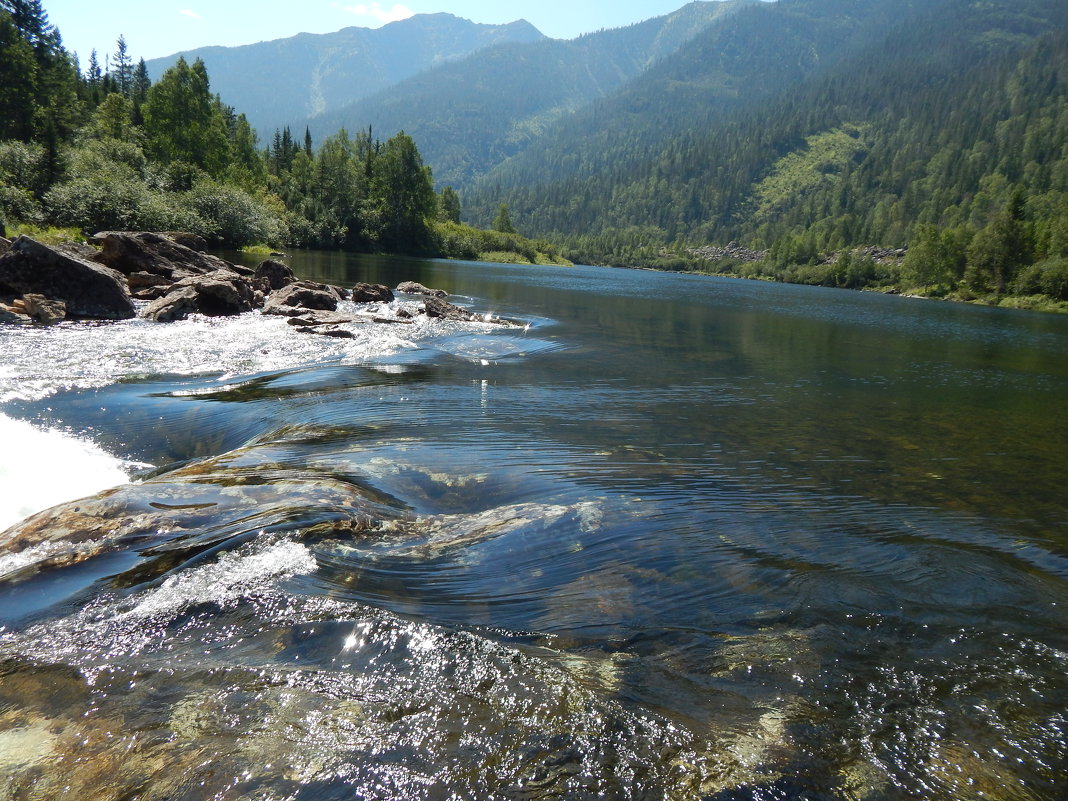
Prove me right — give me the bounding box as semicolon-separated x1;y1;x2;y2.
140;269;261;322
686;242;768;263
254;259;296;291
0;232;514;335
351;282;394;303
0;236;135;320
396;280;447;297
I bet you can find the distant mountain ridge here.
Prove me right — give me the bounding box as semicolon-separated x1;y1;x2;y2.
304;0;757;188
144;13;545;136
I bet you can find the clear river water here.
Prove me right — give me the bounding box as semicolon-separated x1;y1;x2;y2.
0;253;1066;800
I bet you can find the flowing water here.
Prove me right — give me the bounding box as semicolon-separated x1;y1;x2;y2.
0;253;1066;800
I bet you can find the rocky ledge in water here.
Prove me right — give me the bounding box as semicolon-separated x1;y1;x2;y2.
0;232;514;334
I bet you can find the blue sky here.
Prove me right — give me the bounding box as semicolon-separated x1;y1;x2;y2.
45;1;743;65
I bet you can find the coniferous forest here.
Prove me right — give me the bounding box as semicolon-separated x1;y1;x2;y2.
1;0;1066;308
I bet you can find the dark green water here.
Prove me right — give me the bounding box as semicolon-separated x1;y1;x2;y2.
0;254;1065;800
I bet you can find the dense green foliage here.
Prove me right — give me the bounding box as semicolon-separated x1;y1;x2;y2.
0;3;511;257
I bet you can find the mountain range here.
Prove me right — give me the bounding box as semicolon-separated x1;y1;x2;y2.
144;13;545;136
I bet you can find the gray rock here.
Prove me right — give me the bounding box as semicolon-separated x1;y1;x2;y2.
0;236;135;320
0;236;11;256
141;271;259;322
140;286;200;323
284;310;363;327
296;326;357;339
254;259;296;291
396;280;448;297
0;303;31;325
163;231;208;252
92;232;230;281
351;282;394;303
421;295;483;322
127;271;172;290
262;281;340;315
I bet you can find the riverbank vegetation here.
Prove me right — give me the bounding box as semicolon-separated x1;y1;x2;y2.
0;0;561;266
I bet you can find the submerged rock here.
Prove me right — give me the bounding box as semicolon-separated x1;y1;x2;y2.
0;236;135;320
396;280;448;298
0;456;402;580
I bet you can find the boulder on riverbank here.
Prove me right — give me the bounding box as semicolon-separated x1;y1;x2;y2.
91;231;237;282
0;236;135;320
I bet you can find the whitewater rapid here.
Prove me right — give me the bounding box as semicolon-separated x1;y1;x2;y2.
0;413;130;532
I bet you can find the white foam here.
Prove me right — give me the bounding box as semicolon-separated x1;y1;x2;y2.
123;539;317;619
0;414;130;532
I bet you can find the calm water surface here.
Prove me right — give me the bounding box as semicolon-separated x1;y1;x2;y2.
0;253;1066;800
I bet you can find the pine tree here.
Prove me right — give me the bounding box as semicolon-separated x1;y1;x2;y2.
113;34;133;97
131;58;150;104
0;9;36;140
439;186;462;223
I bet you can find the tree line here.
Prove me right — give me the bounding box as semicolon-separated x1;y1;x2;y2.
0;0;563;264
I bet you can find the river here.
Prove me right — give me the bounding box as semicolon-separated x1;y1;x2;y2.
0;253;1066;800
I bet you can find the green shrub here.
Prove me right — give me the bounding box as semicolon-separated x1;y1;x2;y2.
1013;257;1068;301
177;181;286;248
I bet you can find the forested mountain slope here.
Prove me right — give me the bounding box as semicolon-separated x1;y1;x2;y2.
304;1;754;189
144;14;545;136
466;0;947;217
464;0;1066;270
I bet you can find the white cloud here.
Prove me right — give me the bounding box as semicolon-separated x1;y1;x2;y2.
178;9;203;20
342;3;414;24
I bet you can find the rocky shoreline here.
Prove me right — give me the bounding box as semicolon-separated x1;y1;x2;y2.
0;232;510;335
